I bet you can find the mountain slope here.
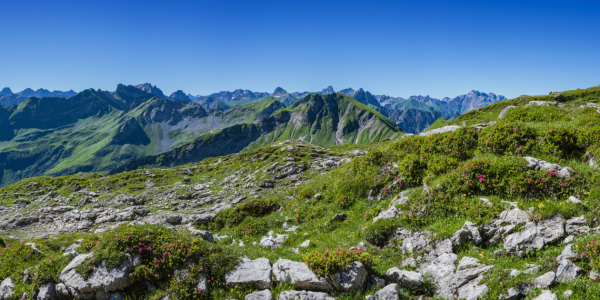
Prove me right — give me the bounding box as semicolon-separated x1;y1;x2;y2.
110;93;402;172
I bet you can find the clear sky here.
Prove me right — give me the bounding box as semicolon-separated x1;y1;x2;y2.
1;0;599;99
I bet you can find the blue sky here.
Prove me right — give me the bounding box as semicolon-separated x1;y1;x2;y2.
1;0;599;99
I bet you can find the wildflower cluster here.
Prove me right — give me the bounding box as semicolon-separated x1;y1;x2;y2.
301;248;377;277
582;238;600;271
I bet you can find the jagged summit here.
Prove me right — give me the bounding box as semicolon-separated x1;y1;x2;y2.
320;85;335;94
169;90;191;102
272;87;287;96
134;83;166;98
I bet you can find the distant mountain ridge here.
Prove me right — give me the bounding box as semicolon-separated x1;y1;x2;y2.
0;86;402;187
0;83;505;135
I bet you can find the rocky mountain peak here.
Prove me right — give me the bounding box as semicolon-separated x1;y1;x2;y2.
0;87;12;96
272;87;287;96
169;90;191;102
320;86;335;95
134;83;166;98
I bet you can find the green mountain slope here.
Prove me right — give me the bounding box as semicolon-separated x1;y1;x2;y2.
110;93;402;172
4;86;600;300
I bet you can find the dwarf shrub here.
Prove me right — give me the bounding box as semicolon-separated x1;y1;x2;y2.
76;224;239;298
364;219;400;247
301;248;377;277
477;123;536;155
398;154;428;188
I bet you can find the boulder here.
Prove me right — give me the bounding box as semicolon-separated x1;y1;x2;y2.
419;253;457;299
272;259;332;292
556;244;577;262
331;261;367;291
0;278;15;300
523;157;570;178
556;259;583;283
384;268;422;289
532;290;558;300
566;215;590;235
278;291;335;300
164;214;182;224
457;275;488;300
260;231;288;249
504;215;564;257
498;106;517;119
246;290;274;300
533;272;555;288
401;232;431;253
195;275;208;296
453;257;493;290
367;275;386;289
226;258;272;290
419;125;461;137
37;282;57;300
374;284;398;300
331;214;347;222
187;227;214;242
59;253;135;296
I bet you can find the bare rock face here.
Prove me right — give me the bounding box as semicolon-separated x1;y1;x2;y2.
556;259;584;283
59;253;135;298
330;261;367;291
272;259;332;292
385;268;423;289
245;290;273;300
374;284;398;300
523;157;571;178
278;290;335;300
226;258;272;290
419;125;461;137
504;214;564;257
0;278;15;300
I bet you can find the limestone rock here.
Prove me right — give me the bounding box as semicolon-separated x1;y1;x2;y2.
0;278;15;300
331;261;367;291
59;253;135;296
420;125;461;137
278;290;335;300
272;259;332;292
374;284;398;300
498;106;517;119
532;290;558;300
419;253;457;299
566;215;590;235
226;258;272;290
533;272;555;288
556;259;583;283
37;282;56;300
385;268;422;289
245;290;273;300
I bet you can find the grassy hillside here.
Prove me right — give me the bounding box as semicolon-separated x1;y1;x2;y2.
3;87;600;299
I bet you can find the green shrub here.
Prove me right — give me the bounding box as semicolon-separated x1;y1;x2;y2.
397;154;428;188
234;217;277;237
76;224;239;296
539;126;583;158
213;198;280;229
502;105;563;123
477;123;536;155
364;219;400;247
301;248;377;277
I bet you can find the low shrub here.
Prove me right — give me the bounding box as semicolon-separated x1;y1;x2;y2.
76;224;239;298
582;237;600;271
213;197;280;229
477;123;536;155
397;154;428;188
364;219;400;247
301;248;377;277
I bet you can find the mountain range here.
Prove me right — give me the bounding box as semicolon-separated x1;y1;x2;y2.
0;85;403;186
